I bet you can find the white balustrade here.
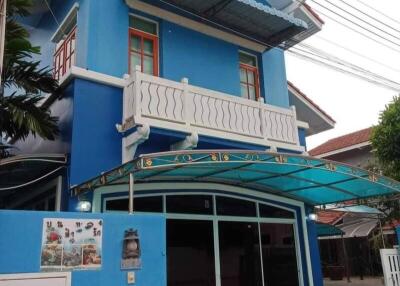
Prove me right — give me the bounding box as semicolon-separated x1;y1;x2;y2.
123;68;301;149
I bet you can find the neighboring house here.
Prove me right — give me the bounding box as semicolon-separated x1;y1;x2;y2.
311;128;398;278
309;127;374;168
1;2;399;286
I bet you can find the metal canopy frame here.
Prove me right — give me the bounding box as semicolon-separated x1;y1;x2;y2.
71;150;400;206
139;0;308;49
0;154;67;192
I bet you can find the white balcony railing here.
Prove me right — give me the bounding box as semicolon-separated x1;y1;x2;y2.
123;66;302;151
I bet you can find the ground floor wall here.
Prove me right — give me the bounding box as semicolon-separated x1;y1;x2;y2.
0;210;166;286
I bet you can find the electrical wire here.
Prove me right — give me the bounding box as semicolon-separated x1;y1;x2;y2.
314;36;400;74
354;0;400;27
319;0;400;41
309;0;400;48
336;0;400;34
43;0;66;35
287;49;400;92
294;43;400;88
306;7;400;54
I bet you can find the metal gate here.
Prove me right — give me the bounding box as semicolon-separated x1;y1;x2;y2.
381;248;400;286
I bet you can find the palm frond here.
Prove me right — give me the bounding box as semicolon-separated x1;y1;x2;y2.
0;94;59;140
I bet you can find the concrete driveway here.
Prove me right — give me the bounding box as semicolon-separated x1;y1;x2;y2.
324;277;384;286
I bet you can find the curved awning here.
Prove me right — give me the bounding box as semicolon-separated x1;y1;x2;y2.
316;223;344;238
0;154;67;192
71;150;400;205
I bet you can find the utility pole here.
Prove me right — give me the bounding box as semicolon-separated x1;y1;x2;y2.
0;0;6;87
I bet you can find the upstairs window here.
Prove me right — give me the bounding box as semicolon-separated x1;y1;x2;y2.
129;15;159;76
52;4;78;81
53;26;76;80
239;51;260;101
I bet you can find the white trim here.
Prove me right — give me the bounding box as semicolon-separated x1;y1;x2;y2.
0;272;71;286
125;0;267;52
59;66;126;88
297;120;309;130
314;141;371;158
51;3;79;43
288;83;335;129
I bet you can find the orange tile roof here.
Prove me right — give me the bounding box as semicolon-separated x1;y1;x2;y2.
309;127;373;156
317;210;345;225
288;81;335;123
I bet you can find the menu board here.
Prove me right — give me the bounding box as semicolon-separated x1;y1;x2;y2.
40;218;103;271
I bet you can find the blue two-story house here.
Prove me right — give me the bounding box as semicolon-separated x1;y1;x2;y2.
2;1;399;286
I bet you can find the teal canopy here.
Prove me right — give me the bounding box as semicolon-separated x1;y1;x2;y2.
316;223;344;237
71;150;400;205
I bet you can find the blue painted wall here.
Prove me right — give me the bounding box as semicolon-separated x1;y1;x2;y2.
25;1;291;107
262;48;290;107
69;79;122;186
0;210;166;286
161;21;241;96
298;128;307;149
306;207;323;286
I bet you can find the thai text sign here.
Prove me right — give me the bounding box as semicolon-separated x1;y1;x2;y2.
40;218;102;270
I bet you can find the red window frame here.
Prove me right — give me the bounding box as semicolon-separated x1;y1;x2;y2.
240;63;260;101
129;28;159;76
53;26;76;80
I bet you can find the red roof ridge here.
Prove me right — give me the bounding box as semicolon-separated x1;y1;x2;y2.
302;3;325;25
288;81;335;123
309;127;373;156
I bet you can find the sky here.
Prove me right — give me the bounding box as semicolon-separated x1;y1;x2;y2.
285;0;400;150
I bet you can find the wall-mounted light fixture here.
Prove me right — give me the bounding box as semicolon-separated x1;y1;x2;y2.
76;200;91;212
308;213;318;221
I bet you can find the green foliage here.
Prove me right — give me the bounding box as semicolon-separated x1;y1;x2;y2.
0;94;58;140
371;96;400;181
1;0;59;143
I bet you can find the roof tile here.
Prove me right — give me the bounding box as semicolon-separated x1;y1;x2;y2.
309;127;373;156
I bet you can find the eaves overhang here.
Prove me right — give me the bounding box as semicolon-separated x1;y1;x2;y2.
288;81;335;136
126;0;308;49
71;150;400;206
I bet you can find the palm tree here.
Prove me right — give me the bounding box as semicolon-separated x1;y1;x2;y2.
1;0;59;145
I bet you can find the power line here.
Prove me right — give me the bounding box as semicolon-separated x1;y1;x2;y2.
336;0;400;34
288;49;400;92
320;0;400;41
307;7;400;54
294;43;400;87
290;44;400;90
354;0;400;26
309;0;400;48
315;36;400;74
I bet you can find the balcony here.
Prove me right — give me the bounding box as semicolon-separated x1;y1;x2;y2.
121;66;304;153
